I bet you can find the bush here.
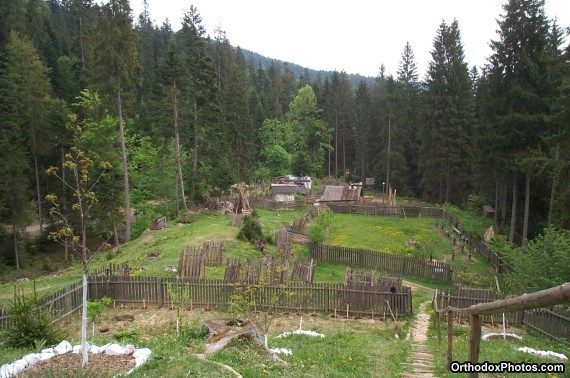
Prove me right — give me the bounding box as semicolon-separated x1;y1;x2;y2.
1;282;62;349
309;208;333;243
237;215;263;243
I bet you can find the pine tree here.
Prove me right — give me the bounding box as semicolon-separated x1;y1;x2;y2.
1;32;55;233
485;0;559;242
420;20;474;204
396;42;421;196
353;81;373;183
180;6;222;198
89;0;139;242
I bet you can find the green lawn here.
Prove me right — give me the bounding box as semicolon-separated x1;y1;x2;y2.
1;206;566;377
325;213;495;287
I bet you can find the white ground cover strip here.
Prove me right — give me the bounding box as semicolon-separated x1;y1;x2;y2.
0;340;151;378
269;348;293;355
516;346;568;361
481;332;522;340
276;329;325;338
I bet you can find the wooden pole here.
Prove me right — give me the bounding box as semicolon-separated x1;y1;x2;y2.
447;311;453;370
468;314;482;378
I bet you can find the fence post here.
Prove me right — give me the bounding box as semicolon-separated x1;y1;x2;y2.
447;311;453;370
324;286;329;314
469;314;482;378
106;277;110;298
158;278;163;308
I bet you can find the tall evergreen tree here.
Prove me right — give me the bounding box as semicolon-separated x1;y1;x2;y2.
419;20;474;204
353;80;373;183
1;32;55;232
485;0;560;242
89;0;139;242
396;42;421;195
180;6;221;199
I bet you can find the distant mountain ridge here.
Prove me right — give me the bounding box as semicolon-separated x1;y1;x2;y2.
239;48;376;88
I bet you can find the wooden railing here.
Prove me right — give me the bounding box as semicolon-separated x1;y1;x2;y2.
433;283;570;378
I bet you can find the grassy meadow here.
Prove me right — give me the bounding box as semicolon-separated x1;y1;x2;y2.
1;204;567;377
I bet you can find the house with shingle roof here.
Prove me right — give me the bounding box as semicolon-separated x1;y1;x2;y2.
315;185;361;204
271;184;307;202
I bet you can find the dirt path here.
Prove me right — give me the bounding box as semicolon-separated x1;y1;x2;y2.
401;301;437;378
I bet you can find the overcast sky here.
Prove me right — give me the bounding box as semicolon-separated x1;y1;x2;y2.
130;0;569;78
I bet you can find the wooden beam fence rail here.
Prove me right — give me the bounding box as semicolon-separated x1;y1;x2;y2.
310;242;453;282
433;283;570;378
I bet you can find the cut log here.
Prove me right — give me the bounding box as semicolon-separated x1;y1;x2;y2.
203;319;289;366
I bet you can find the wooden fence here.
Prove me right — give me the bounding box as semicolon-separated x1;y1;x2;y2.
249;197;309;211
439;211;506;272
87;275;413;317
310;242;453;282
328;203;443;217
433;286;570;345
0;280;83;328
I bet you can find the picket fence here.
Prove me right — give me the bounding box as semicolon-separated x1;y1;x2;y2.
87;275;413;318
0;280;83;328
309;242;453;282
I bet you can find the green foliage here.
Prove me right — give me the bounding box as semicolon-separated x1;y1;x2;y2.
87;296;111;323
237;215;264;243
503;227;570;292
1;282;62;349
464;193;488;214
455;270;485;287
112;327;140;343
442;203;493;238
308;208;333;243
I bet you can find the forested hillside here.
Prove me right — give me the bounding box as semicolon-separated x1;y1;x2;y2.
0;0;568;269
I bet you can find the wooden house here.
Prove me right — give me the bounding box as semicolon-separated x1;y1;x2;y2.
271;184;306;202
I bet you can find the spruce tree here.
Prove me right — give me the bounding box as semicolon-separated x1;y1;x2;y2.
420;20;474;204
89;0;139;242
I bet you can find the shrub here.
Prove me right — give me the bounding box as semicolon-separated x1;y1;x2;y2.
2;281;62;349
309;208;333;243
237;215;263;243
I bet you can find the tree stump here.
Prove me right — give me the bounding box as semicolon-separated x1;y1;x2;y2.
203;319;288;366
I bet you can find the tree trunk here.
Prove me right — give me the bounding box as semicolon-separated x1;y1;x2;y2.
509;173;517;243
191;99;198;203
494;178;499;227
522;173;530;246
500;176;508;234
548;142;560;226
386;106;391;194
81;272;88;367
172;81;187;211
334;109;338;177
34;156;43;232
61;146;69;265
116;84;131;242
13;224;19;270
340;117;346;176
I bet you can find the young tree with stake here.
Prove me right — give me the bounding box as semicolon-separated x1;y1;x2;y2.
46;113;113;367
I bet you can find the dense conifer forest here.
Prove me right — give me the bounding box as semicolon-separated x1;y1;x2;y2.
0;0;569;270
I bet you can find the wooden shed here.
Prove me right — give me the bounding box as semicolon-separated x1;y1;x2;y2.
482;205;495;218
271;184;306;202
